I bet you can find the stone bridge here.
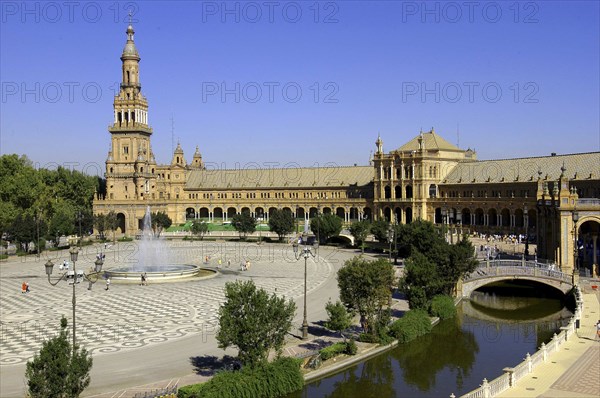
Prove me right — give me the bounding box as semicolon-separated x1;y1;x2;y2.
337;231;355;246
459;260;574;298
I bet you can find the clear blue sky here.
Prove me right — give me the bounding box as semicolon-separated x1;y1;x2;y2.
1;1;599;176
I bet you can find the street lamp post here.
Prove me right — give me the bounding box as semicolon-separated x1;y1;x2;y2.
388;224;393;262
441;206;448;243
456;212;462;242
524;206;530;260
77;211;83;247
292;235;318;340
295;205;299;236
572;210;579;282
393;217;398;265
34;210;41;258
44;247;104;353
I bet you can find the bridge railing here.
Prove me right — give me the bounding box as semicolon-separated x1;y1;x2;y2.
454;286;582;398
466;263;570;283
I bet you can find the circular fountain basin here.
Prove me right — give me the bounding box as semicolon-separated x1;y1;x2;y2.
106;264;216;283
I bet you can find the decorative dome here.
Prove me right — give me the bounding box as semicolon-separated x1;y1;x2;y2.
121;24;140;60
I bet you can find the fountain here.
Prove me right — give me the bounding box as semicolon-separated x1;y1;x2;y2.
106;207;213;282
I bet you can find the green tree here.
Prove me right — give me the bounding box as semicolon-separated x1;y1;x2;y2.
396;219;444;259
325;300;353;338
401;251;441;310
105;211;118;244
399;221;478;309
0;201;18;246
217;280;296;367
151;211;172;238
268;208;295;242
370;220;390;243
190;220;208;240
232;212;257;240
348;220;370;253
93;214;107;240
337;257;395;337
46;201;76;247
0;154;43;211
309;213;342;244
25;316;93;398
10;213;36;252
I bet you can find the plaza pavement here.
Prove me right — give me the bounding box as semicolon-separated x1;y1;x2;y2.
0;240;363;397
3;240;597;398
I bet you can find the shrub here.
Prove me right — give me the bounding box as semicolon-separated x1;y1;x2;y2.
0;254;8;260
319;342;346;361
319;340;358;361
389;309;432;343
358;333;379;343
345;339;357;355
177;357;303;398
117;236;133;242
429;295;456;320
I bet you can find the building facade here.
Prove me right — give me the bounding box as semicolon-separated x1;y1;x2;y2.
93;24;600;276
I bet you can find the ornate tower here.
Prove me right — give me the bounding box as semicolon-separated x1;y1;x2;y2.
105;21;157;201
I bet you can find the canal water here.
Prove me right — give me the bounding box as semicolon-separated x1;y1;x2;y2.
288;281;574;398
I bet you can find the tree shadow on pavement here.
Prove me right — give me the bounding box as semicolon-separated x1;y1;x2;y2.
308;321;337;338
189;354;239;376
391;308;406;318
297;339;332;352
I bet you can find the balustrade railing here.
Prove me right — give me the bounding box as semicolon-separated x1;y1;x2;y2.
466;262;570;283
455;286;581;398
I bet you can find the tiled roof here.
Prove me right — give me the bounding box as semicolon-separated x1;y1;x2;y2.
398;131;461;152
443;152;600;184
186;166;374;189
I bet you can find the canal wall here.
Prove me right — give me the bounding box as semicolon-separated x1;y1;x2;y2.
455;285;584;398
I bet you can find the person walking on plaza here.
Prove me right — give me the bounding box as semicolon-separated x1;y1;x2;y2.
596;320;600;340
105;277;110;291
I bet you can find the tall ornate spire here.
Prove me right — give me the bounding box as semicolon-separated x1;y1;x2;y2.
109;17;150;134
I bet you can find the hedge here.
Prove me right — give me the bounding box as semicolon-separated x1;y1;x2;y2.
177;357;303;398
388;309;432;343
319;340;357;361
429;295;457;320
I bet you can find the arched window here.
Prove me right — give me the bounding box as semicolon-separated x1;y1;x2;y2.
428;184;437;198
384;186;392;199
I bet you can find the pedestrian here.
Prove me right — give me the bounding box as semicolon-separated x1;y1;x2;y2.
141;273;145;286
105;278;110;291
26;283;30;293
21;282;27;294
217;258;222;269
143;272;147;285
227;259;231;268
596;320;600;340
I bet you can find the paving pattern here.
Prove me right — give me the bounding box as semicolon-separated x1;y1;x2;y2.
550;345;600;396
0;242;333;366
